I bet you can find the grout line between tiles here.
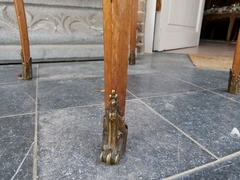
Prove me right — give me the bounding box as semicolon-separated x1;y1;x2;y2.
162;150;240;180
0;112;35;119
127;90;219;160
37;75;104;83
156;71;240;104
137;89;207;100
11;142;34;180
36;98;137;115
0;80;37;86
206;89;240;104
38;103;104;114
33;64;39;180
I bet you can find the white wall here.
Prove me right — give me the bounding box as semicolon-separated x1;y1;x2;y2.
144;0;157;53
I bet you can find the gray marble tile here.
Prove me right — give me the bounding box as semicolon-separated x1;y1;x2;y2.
14;148;34;180
0;114;35;180
38;77;135;112
143;91;240;158
152;53;194;66
89;58;157;75
126;53;194;74
212;88;240;103
176;155;240;180
38;62;103;81
139;53;199;74
127;73;201;98
37;100;215;179
38;77;104;111
128;62;158;75
90;61;104;72
0;82;36;117
0;65;37;85
146;53;229;89
165;68;229;89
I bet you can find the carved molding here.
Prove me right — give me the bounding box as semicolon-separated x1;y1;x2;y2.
0;0;102;8
0;3;103;45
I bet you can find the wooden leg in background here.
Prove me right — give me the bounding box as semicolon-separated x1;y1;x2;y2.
100;0;131;165
129;0;138;65
226;14;236;42
14;0;32;80
228;30;240;94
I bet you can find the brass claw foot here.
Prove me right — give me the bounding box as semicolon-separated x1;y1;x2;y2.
100;150;120;165
18;57;32;80
100;90;128;165
128;51;136;65
228;69;239;94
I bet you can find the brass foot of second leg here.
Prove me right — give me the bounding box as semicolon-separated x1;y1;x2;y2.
228;69;240;94
18;57;33;80
128;51;136;65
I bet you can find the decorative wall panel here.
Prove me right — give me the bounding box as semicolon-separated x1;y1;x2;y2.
0;0;103;62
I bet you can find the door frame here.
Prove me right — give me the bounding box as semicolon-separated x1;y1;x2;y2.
144;0;157;53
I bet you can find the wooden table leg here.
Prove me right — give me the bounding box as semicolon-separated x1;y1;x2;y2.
14;0;32;80
228;30;240;94
226;13;236;42
100;0;131;165
129;0;138;65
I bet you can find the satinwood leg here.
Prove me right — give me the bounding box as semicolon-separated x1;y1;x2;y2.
129;0;138;65
228;30;240;94
100;0;131;165
14;0;32;80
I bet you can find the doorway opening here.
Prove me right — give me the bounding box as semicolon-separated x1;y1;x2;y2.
201;0;239;42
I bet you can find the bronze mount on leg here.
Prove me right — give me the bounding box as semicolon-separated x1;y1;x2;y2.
128;51;136;65
228;69;240;94
18;50;32;80
100;90;128;165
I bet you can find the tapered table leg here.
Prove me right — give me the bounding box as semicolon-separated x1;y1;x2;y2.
14;0;32;80
100;0;131;165
228;30;240;94
129;0;138;65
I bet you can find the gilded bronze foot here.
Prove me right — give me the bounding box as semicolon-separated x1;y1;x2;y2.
100;90;128;165
128;51;136;65
18;51;32;80
18;57;32;80
228;69;239;94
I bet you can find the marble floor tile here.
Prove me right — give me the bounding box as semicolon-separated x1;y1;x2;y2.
38;77;104;112
0;114;35;180
127;62;159;75
1;51;239;179
211;88;240;103
38;62;103;81
0;65;37;85
38;77;135;112
175;155;240;180
165;40;235;57
127;73;201;98
151;53;194;65
164;68;229;89
89;61;104;72
37;100;215;180
143;91;240;158
14;148;34;180
0;82;36;117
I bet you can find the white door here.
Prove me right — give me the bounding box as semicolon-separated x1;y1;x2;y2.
153;0;205;51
